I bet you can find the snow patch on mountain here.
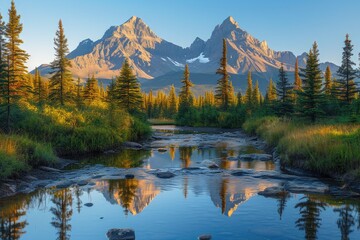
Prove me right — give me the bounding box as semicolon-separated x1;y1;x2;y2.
167;57;184;67
186;52;210;63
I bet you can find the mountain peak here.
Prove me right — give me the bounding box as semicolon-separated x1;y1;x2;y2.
221;16;240;29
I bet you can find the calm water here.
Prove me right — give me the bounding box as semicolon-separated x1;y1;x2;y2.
1;126;360;240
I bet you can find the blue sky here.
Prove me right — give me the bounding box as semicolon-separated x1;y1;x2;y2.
0;0;359;70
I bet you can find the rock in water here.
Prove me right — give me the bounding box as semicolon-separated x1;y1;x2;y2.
106;229;135;240
158;148;167;152
198;234;212;240
122;142;143;150
156;172;175;179
238;154;272;161
258;186;288;197
201;160;219;169
125;174;135;179
84;203;94;207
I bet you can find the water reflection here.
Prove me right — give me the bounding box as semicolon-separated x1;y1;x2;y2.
96;179;160;216
0;201;27;240
50;189;73;240
295;196;327;240
1;178;360;239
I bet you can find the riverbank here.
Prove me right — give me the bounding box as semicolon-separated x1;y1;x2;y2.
0;103;152;180
243;116;360;184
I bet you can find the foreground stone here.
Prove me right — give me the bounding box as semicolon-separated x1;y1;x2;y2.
198;235;212;240
156;171;175;179
258;186;289;197
201;160;219;169
238;154;272;161
107;229;135;240
122;142;143;150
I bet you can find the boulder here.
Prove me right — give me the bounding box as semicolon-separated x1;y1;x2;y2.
158;148;167;152
125;174;135;179
122;142;143;150
106;228;135;240
238;154;272;161
201;160;219;169
198;235;212;240
156;171;175;179
258;186;289;197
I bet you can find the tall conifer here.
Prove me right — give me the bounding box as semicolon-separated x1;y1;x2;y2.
215;39;231;110
335;34;358;104
49;20;72;105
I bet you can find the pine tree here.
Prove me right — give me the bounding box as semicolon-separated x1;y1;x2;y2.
245;71;253;105
215;39;231;110
49;20;72;105
324;66;332;96
75;77;83;108
168;85;177;117
252;80;261;106
179;64;193;110
297;42;325;122
0;12;7;105
335;34;358;104
276;64;293;116
2;1;29;132
236;91;243;106
115;58;142;112
83;75;99;104
266;78;277;102
294;58;302;90
33;68;45;105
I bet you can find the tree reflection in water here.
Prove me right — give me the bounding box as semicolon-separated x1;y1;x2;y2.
108;179;139;216
179;147;193;168
295;195;327;240
50;189;73;240
334;204;355;240
0;202;27;240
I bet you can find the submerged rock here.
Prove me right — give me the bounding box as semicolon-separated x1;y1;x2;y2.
156;171;175;179
84;203;94;207
201;160;219;169
106;228;135;240
77;180;88;186
125;174;135;179
238;154;272;161
258;186;289;197
198;235;212;240
158;148;167;152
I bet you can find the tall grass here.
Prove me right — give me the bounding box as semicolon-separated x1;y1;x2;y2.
243;116;360;178
0;134;57;179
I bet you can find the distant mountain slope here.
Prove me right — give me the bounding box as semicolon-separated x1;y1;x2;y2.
34;16;339;93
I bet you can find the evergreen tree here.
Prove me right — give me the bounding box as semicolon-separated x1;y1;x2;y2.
177;64;196;124
215;39;231;110
252;80;261;106
276;63;293;116
168;85;177;117
266;78;277;102
83;75;99;104
335;34;358;104
33;68;45;105
294;57;302;90
49;20;72;105
178;64;193;110
324;66;332;96
245;71;253;106
0;12;7;105
237;91;243;106
2;1;29;132
75;77;83;108
297;42;325;122
115;58;142;113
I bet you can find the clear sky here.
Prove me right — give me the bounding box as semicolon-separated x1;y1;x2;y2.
0;0;359;70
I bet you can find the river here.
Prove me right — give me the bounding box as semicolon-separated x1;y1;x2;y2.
0;125;360;240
